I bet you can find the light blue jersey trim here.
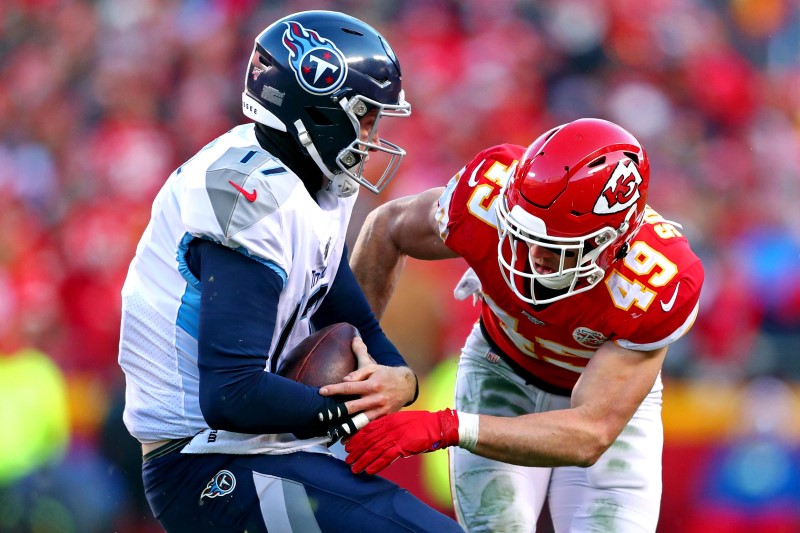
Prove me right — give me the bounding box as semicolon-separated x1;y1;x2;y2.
177;285;200;340
174;233;288;340
177;233;203;288
175;234;203;340
177;233;288;285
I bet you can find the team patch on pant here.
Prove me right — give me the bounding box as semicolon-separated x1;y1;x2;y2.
201;470;237;499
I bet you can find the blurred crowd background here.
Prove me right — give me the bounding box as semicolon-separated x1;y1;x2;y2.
2;0;800;531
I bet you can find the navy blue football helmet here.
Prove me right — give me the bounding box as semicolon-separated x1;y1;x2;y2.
242;10;411;197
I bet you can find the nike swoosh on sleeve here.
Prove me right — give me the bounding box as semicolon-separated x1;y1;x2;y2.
660;282;681;312
229;180;257;202
467;160;485;186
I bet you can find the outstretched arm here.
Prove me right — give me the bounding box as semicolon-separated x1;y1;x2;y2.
472;342;667;466
350;187;458;319
345;340;667;473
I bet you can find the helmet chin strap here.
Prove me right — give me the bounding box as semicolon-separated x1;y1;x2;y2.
292;119;359;198
327;173;359;198
535;274;573;290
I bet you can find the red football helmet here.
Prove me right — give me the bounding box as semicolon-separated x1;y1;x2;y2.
496;118;650;304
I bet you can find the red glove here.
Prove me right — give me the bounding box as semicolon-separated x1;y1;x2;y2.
345;409;460;475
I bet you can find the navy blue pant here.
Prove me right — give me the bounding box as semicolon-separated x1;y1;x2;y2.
143;450;463;532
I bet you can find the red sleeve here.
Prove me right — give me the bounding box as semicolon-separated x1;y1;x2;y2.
616;241;705;351
437;144;525;262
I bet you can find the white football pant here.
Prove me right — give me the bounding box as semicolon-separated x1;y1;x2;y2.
450;322;663;532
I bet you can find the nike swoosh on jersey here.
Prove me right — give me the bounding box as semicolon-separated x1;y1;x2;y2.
660;282;681;312
229;180;257;202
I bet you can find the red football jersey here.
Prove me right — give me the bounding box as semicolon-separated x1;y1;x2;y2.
437;144;704;391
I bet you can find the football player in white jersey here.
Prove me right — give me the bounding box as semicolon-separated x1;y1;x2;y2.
341;119;704;532
118;10;463;533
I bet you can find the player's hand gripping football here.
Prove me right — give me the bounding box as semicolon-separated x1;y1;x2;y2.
293;394;367;442
301;336;384;444
344;409;460;474
319;337;417;422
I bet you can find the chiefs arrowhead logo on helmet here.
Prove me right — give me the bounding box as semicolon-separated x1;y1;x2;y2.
593;160;643;215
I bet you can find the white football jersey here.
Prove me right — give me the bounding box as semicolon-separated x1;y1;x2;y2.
118;124;356;455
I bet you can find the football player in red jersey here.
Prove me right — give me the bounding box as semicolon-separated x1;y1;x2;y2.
329;118;704;532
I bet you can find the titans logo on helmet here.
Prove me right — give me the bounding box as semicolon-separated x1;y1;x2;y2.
200;470;237;499
282;21;348;95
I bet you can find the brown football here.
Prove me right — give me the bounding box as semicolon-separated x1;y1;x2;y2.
277;323;359;389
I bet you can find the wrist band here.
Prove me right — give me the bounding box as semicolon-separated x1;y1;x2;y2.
457;411;480;452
